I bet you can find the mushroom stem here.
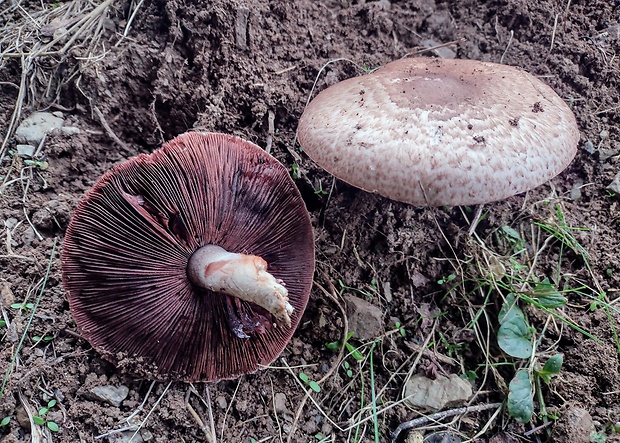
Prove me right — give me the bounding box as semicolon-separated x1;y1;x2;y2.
188;245;293;327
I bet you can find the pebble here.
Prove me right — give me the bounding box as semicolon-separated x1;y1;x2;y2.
216;395;227;409
274;392;288;413
607;172;620;195
425;432;462;443
15;111;64;145
403;374;472;411
16;144;36;157
85;385;129;407
555;406;594;443
344;295;383;340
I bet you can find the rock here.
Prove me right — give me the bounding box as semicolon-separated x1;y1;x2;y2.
425;432;462;443
141;430;154;441
1;282;15;308
404;431;424;443
607;172;620;195
61;126;81;136
489;433;518;443
4;218;18;230
274;392;288;413
344;295;383;340
110;431;143;443
15;112;64;145
403;374;472;411
85;385;129;407
16;144;36;157
216;395;227;409
420;39;457;59
554;406;594;443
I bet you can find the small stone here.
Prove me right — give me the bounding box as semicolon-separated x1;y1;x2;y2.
16;144;36;157
404;431;424;443
274;392;288;413
15;406;30;430
570;182;583;201
344;295;383;340
216;395;227;409
425;432;462;443
52;111;64;118
235;7;250;50
581;140;595;154
85;385;129;407
141;430;154;441
1;282;15;309
403;374;472;411
607;172;620;195
420;38;457;59
15;111;64;145
111;431;143;443
4;218;18;229
554;406;594;443
61;126;81;136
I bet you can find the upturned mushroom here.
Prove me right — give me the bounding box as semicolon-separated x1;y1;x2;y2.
61;132;315;382
297;57;580;206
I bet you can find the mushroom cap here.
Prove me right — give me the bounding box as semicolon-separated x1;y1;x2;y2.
61;132;315;382
297;57;580;206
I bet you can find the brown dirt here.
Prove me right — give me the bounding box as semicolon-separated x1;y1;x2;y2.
1;0;620;442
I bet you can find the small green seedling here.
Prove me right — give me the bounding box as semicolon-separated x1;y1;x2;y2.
315;434;329;441
394;321;406;337
437;274;456;285
299;373;321;393
23;159;49;170
11;302;34;311
0;320;6;327
32;399;59;432
313;179;329;195
0;416;10;427
325;332;364;361
32;335;53;344
291;163;299;179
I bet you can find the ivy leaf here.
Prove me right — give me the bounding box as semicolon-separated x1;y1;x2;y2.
507;370;534;423
498;295;533;359
537;354;563;384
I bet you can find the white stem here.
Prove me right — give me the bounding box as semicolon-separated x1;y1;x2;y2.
188;245;293;327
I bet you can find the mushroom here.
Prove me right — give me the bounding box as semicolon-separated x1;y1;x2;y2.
61;132;315;382
297;57;580;206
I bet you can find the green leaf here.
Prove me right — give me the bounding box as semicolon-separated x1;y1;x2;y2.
10;303;22;309
299;373;309;383
0;416;10;426
507;370;534;423
25;303;34;309
47;421;59;432
325;341;340;351
32;416;45;425
345;343;364;361
537;354;563;384
501;225;521;240
308;381;321;393
47;399;57;408
38;407;48;416
498;295;533;359
531;279;567;308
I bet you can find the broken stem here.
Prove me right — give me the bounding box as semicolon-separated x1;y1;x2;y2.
188;244;293;327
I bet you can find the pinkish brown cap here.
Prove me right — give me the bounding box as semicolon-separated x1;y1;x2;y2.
297;57;580;206
61;132;315;382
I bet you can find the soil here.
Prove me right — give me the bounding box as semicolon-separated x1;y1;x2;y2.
1;0;620;442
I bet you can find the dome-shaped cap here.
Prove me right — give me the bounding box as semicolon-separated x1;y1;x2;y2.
61;132;315;382
298;57;580;206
